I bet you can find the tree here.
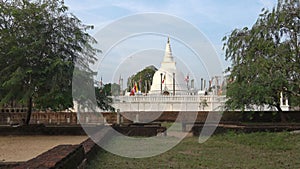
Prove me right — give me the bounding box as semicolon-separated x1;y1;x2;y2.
0;0;98;124
127;65;157;92
199;99;208;111
223;0;299;116
95;83;119;112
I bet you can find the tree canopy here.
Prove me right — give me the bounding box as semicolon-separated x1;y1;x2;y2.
0;0;98;124
127;65;157;93
223;0;299;112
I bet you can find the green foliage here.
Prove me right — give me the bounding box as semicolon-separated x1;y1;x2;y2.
72;67;97;111
95;83;117;112
127;65;157;92
199;99;208;110
0;0;98;122
223;0;300;111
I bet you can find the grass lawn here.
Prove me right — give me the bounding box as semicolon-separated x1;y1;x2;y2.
87;132;300;169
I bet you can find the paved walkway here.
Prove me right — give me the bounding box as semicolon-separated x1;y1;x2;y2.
0;136;87;162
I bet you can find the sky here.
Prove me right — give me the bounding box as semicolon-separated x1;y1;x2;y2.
64;0;277;89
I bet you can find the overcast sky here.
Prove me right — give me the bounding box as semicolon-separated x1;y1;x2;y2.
64;0;277;88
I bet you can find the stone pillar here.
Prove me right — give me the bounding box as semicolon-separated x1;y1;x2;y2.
121;116;124;123
134;113;139;123
103;117;107;125
191;79;194;90
116;109;120;124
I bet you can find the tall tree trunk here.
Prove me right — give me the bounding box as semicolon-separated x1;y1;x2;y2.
276;103;286;123
25;97;33;125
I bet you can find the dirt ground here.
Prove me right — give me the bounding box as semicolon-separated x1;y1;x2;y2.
0;135;88;162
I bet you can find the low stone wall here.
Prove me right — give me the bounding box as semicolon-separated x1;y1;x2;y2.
103;111;209;123
192;123;300;136
0;162;23;169
0;124;87;136
80;127;113;162
0;112;78;125
113;125;167;137
0;111;118;125
103;111;300;123
13;145;85;169
1;111;299;126
221;111;300;122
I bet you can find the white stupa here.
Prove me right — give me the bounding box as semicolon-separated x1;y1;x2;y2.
149;38;188;95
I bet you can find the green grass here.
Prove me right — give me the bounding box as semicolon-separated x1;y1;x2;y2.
87;132;300;169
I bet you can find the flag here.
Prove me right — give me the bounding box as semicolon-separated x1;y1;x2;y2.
184;75;189;82
130;88;135;96
145;80;148;93
162;74;166;84
134;82;138;93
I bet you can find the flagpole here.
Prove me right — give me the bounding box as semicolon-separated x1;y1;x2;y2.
145;80;147;95
160;73;163;95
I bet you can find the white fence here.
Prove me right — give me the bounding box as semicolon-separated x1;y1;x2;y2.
113;95;227;112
